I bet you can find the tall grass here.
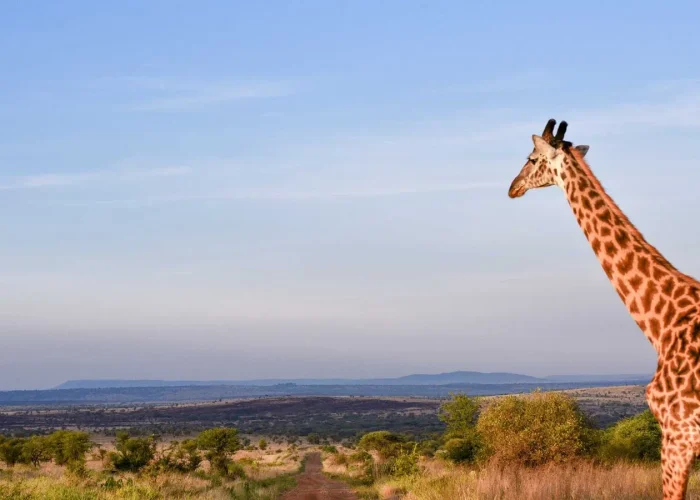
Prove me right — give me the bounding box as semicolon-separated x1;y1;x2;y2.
337;458;700;500
0;460;299;500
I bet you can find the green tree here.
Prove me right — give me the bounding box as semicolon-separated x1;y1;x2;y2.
196;427;240;475
599;410;661;462
46;430;92;467
258;438;268;451
22;436;51;467
476;390;595;466
439;393;480;438
108;431;157;472
437;393;482;463
0;437;26;467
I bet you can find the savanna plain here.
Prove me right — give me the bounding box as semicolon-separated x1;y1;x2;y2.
1;385;698;499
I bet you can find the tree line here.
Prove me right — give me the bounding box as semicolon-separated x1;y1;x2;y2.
331;390;661;481
0;427;245;478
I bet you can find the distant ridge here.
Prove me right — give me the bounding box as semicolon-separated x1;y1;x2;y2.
53;370;651;390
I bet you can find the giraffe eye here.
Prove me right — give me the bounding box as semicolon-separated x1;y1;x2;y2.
529;158;537;164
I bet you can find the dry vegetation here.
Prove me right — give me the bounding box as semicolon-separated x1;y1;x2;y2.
0;387;664;499
0;443;302;499
325;455;700;500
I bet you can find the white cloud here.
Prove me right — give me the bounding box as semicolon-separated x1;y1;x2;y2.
56;181;505;207
112;77;300;112
0;165;191;191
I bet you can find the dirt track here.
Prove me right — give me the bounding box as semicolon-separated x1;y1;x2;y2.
282;452;358;500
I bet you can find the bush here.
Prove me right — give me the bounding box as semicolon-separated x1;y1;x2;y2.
389;445;419;477
46;430;92;467
358;431;414;460
417;439;440;458
197;427;240;476
153;439;202;473
226;460;247;479
598;410;661;462
442;433;481;463
108;431;157;472
258;438;268;451
476;390;595;466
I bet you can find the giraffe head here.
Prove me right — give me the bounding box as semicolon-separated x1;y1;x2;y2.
508;119;589;198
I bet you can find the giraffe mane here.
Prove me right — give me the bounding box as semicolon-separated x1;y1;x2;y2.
566;146;684;277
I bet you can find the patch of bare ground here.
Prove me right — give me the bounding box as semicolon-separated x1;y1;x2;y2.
282;452;358;500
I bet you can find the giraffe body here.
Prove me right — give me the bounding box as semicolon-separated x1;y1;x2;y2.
509;119;700;500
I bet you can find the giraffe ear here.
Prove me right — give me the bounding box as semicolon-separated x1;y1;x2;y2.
532;135;555;155
575;145;590;157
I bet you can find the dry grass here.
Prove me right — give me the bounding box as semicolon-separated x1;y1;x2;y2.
0;445;302;500
337;458;700;500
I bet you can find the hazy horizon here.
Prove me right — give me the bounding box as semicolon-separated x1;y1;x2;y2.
3;2;700;389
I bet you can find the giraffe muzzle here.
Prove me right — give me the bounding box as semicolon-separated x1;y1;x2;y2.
508;178;526;198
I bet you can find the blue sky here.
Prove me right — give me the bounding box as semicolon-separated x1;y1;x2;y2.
2;1;700;389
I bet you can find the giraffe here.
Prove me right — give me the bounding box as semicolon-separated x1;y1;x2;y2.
508;119;700;500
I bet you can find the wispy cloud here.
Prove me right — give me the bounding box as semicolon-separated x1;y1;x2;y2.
111;77;299;112
55;182;505;208
0;166;191;191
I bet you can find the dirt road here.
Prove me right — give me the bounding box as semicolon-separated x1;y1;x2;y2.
282;452;358;500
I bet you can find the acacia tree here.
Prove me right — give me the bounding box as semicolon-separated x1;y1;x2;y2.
196;427;240;475
0;437;26;467
22;436;51;467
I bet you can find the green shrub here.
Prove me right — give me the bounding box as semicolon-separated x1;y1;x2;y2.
598;410;661;462
197;427;240;476
390;445;419;477
108;431;157;472
153;439;202;473
357;431;414;460
227;460;247;480
442;433;480;463
417;439;440;458
476;390;595;466
258;438;268;451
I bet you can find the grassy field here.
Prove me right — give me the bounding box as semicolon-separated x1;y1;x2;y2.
0;444;302;500
0;387;662;499
0;444;694;500
324;453;700;500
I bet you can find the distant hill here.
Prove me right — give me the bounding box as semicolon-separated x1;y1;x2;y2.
0;380;651;405
53;370;650;390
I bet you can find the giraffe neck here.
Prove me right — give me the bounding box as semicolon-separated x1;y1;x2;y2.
559;149;699;353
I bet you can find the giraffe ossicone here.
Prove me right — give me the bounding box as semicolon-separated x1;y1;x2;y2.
509;119;700;500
